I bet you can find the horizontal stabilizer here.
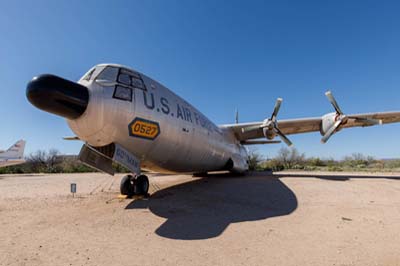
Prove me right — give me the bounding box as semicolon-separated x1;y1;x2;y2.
63;136;80;140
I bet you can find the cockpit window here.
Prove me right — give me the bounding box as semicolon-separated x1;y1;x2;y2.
131;77;144;89
117;73;131;86
96;66;118;82
94;66;147;102
117;68;146;91
113;85;132;101
120;68;140;79
82;68;96;81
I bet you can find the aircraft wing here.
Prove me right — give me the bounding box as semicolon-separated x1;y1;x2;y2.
222;111;400;143
222;117;320;141
0;159;26;168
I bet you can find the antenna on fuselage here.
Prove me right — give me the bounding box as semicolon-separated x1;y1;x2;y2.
235;109;239;124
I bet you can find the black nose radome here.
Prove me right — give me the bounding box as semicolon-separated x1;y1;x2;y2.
26;74;89;119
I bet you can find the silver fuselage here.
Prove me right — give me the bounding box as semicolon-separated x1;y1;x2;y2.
68;64;248;173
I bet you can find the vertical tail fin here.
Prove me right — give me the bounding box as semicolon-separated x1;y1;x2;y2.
5;140;26;159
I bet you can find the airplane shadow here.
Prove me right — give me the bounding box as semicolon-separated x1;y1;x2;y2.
273;172;400;181
125;174;297;240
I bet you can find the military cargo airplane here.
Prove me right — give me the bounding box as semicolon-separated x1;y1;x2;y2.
26;64;400;197
0;140;26;168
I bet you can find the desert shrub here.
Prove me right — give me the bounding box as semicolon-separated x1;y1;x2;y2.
303;165;317;171
342;153;376;168
247;149;263;171
384;159;400;169
307;157;326;167
275;147;305;170
26;149;62;173
327;166;343;171
261;159;285;171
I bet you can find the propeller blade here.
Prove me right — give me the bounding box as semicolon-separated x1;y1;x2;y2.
271;98;283;121
274;127;293;147
241;125;262;133
325;91;343;115
321;119;342;143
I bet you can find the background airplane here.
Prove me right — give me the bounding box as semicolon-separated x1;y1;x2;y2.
0;140;26;168
26;64;400;197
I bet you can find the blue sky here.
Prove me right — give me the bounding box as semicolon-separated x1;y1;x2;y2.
1;0;400;159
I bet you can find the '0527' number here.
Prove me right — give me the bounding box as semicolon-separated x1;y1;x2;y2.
128;118;160;140
133;123;157;135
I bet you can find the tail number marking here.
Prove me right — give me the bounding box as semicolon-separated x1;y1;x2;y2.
128;118;160;140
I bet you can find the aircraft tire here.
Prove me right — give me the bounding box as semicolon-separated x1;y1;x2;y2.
135;174;149;197
120;174;135;197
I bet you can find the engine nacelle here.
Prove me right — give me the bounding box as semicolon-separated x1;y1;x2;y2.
262;127;276;140
320;112;338;135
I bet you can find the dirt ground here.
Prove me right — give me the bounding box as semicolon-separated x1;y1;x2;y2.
1;171;400;266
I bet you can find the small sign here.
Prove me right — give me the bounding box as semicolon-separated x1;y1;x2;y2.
70;183;77;197
113;144;141;175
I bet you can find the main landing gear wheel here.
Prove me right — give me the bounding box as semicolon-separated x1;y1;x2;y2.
120;174;135;197
120;174;150;198
135;174;150;197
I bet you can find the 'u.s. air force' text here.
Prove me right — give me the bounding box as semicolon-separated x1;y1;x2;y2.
141;90;221;133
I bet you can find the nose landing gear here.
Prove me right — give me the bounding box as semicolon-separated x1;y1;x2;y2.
120;174;150;198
